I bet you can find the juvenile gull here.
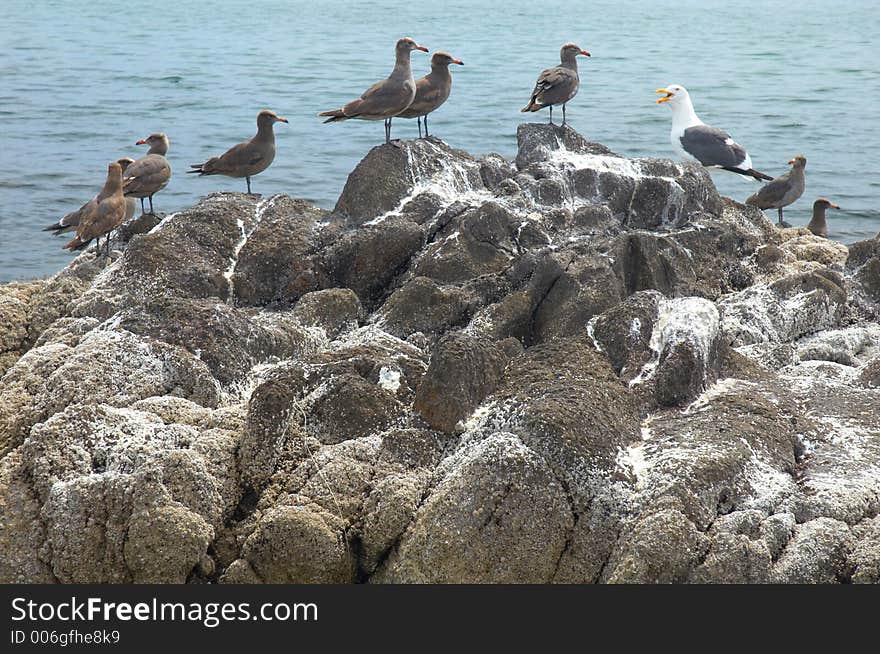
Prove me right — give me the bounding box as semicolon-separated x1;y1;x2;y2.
521;42;590;125
746;155;807;226
319;37;429;144
124;132;172;214
63;161;127;256
398;51;463;138
43;158;137;235
806;197;840;238
188;110;288;194
656;84;772;181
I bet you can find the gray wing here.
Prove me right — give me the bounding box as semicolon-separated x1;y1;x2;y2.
343;78;413;118
398;76;448;117
680;125;748;168
530;66;578;105
123;154;171;195
61;196;97;229
745;173;792;208
197;140;268;175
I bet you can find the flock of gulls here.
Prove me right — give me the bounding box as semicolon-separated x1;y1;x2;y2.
44;37;841;257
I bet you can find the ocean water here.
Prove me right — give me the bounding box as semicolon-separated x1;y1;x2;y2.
1;0;877;282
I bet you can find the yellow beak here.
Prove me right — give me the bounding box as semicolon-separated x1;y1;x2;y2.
656;88;673;104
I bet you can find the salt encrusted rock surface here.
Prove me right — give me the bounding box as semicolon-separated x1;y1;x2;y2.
2;123;879;584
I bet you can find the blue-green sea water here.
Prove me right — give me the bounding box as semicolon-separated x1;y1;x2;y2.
1;0;878;281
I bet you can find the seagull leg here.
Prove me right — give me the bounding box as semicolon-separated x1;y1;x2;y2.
777;207;792;228
549;106;553;124
139;198;145;215
384;118;390;143
417;117;422;139
562;104;567;126
246;176;252;195
424;114;429;138
148;195;155;215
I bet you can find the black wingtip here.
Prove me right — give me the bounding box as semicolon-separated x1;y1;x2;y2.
721;166;774;182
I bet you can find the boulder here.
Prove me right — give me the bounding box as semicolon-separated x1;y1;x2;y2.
377;433;573;583
591;290;664;380
324;217;424;308
720;271;847;346
116;297;320;384
334;139;483;226
515;122;613;170
291;288;364;338
413;332;510;432
231;196;334;307
71;194;259;319
376;276;475;339
651;297;724;407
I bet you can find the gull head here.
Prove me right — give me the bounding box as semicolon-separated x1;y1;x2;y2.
655;84;690;107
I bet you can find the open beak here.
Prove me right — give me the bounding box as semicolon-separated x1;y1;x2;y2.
453;59;464;65
136;138;147;145
656;88;673;104
416;45;429;52
580;50;591;57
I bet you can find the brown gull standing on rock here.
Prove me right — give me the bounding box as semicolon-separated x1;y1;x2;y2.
187;110;288;194
397;51;463;139
43;158;137;235
746;155;807;227
806;198;840;238
63;161;127;257
318;37;429;144
124;132;171;214
656;84;773;181
521;42;590;125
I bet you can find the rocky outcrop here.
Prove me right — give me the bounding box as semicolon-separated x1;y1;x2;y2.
2;124;878;584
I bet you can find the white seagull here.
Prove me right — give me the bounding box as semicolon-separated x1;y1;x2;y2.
656;84;772;181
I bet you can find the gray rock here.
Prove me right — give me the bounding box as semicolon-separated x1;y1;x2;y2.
414;332;510;432
515;122;613;170
73;194;258;319
376;276;475;339
720;271;847;346
231;196;333;307
770;518;852;583
592;290;664;379
291;288;364;339
324;217;424;308
652;297;723;407
2;124;878;585
377;433;573;583
605;510;710;583
334;139;483;226
116;297;319;384
411;202;517;284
